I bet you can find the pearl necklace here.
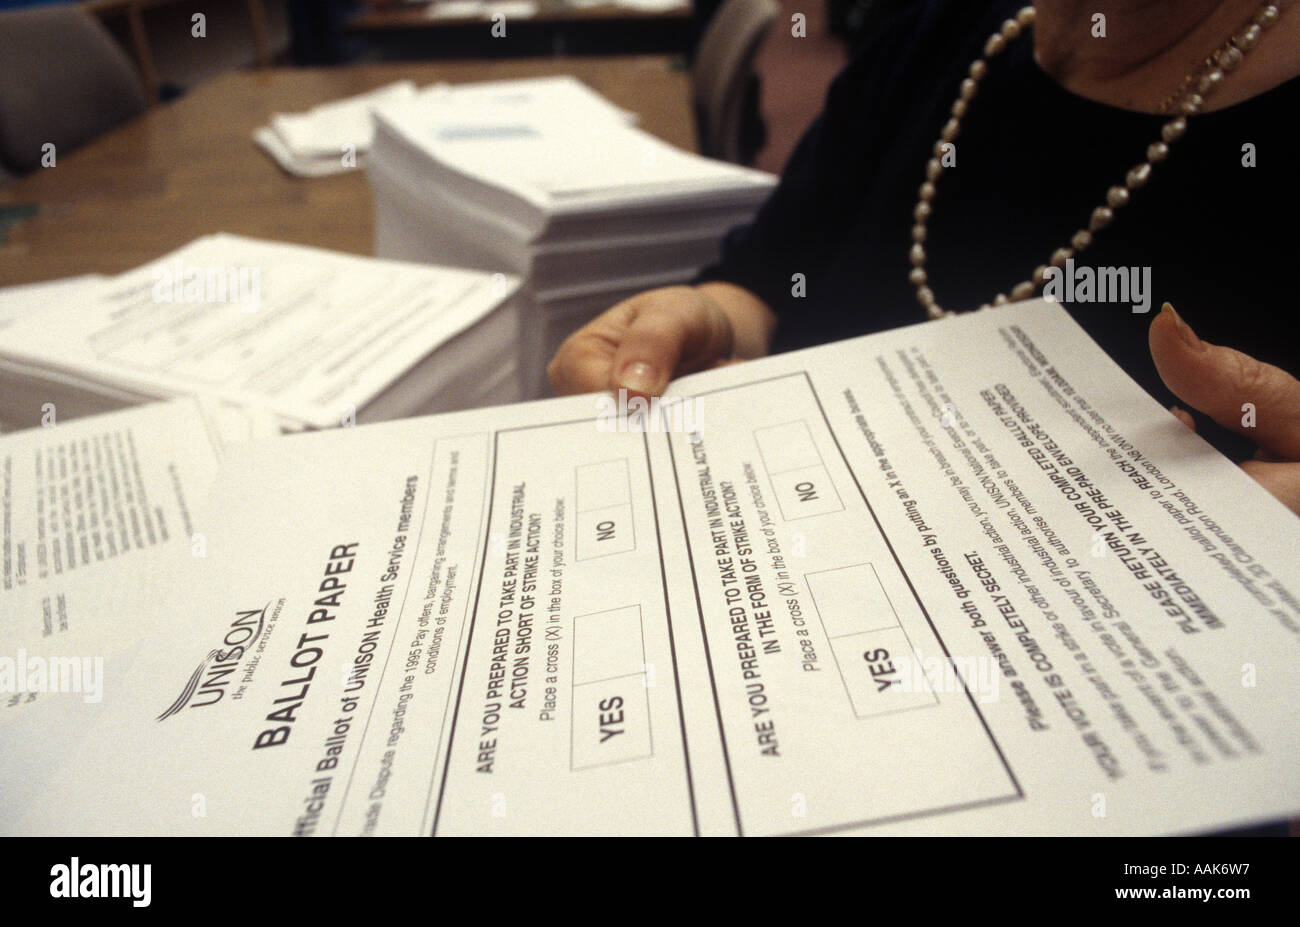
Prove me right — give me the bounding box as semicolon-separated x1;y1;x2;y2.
909;2;1286;320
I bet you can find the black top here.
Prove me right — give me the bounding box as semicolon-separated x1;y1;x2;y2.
700;0;1299;460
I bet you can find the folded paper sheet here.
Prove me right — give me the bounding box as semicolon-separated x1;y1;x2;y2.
254;81;417;177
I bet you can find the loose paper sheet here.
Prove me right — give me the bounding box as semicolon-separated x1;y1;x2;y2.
270;81;417;158
1;397;278;650
0;397;279;820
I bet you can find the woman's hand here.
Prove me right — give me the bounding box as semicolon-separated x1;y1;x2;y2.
548;282;776;399
1150;303;1300;515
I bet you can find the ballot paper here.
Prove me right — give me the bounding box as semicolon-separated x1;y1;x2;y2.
610;0;690;10
371;92;773;239
562;0;689;9
1;397;279;648
426;0;487;19
9;301;1298;836
481;0;539;18
368;80;774;398
0;276;105;333
0;397;281;821
423;0;538;20
411;123;774;226
407;74;639;130
0;235;523;430
0;276;120;433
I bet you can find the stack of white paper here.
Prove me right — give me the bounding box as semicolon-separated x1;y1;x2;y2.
609;0;690;10
366;76;776;397
254;81;417;177
560;0;690;10
0;275;134;435
0;234;523;432
0;275;106;332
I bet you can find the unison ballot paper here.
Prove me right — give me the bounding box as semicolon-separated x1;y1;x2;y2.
1;397;278;647
11;300;1298;836
0;398;280;824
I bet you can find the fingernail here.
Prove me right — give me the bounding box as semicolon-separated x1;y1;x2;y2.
617;361;659;395
1169;405;1196;431
1162;302;1204;351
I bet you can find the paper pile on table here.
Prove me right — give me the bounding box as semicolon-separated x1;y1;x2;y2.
253;81;417;177
0;234;523;433
366;75;776;397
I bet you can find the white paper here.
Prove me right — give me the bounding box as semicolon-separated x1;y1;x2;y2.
0;275;122;432
481;0;538;18
0;235;521;430
425;0;486;19
270;81;417;158
388;74;638;136
373;93;773;219
0;276;106;332
0;397;277;646
9;302;1299;835
440;125;771;208
612;0;689;10
254;126;357;178
0;397;281;820
556;0;687;8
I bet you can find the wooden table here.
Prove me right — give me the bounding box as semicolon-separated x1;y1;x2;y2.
0;56;695;286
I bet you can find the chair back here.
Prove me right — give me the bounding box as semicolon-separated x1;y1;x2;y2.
0;6;147;175
692;0;780;163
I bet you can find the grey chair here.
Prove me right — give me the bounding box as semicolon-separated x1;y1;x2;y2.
0;5;148;176
692;0;780;164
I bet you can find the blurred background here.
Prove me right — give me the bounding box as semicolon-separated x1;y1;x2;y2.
0;0;929;179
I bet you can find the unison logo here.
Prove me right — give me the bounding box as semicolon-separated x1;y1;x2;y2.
50;858;151;908
157;604;268;720
1042;259;1152;313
